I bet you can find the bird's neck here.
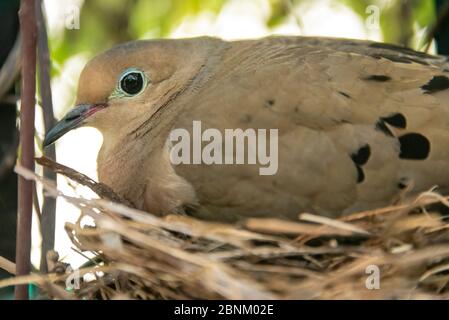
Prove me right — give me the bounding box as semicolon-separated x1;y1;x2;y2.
96;132;153;208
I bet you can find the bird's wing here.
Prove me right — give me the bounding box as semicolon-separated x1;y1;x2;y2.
167;37;449;221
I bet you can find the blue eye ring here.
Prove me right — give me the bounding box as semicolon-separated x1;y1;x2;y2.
117;68;148;96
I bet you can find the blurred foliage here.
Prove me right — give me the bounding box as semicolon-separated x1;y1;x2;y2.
267;0;295;27
435;0;449;54
51;0;228;68
130;0;226;38
50;0;442;75
267;0;436;47
342;0;436;46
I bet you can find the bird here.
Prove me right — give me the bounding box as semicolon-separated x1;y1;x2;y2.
43;36;449;222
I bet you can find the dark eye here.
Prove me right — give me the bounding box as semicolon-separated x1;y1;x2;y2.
119;70;145;95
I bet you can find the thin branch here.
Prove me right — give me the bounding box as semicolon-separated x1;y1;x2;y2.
0;94;20;105
36;156;134;207
0;129;19;180
15;0;37;300
422;2;449;53
0;256;16;275
0;34;21;100
36;0;56;274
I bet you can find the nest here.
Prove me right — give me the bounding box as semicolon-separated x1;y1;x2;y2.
2;157;449;299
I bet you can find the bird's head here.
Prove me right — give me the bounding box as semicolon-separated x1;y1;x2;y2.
43;37;219;147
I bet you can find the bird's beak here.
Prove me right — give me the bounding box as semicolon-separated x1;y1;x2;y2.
43;103;106;147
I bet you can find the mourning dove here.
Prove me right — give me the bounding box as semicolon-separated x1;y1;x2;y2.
44;36;449;222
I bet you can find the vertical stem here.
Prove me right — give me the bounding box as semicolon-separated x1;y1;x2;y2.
399;0;413;47
15;0;37;300
435;0;449;55
36;0;56;274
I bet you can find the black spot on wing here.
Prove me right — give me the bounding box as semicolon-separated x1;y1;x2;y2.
375;113;407;137
422;76;449;94
350;145;370;184
351;144;371;165
398;181;407;189
265;99;275;108
339;91;351;98
375;120;393;137
398;177;410;190
364;75;392;82
355;165;365;183
399;133;430;160
381;113;406;129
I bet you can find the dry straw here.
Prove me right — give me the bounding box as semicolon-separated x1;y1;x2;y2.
1;157;449;299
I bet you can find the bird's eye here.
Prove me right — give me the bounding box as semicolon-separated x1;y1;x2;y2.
118;69;146;96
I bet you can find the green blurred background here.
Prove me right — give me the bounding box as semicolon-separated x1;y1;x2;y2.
52;0;439;62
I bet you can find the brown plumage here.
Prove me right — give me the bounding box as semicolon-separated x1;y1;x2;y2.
44;36;449;221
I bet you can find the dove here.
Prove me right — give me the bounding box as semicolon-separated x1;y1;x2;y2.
44;36;449;222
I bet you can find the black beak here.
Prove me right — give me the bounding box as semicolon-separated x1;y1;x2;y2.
43;104;98;147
